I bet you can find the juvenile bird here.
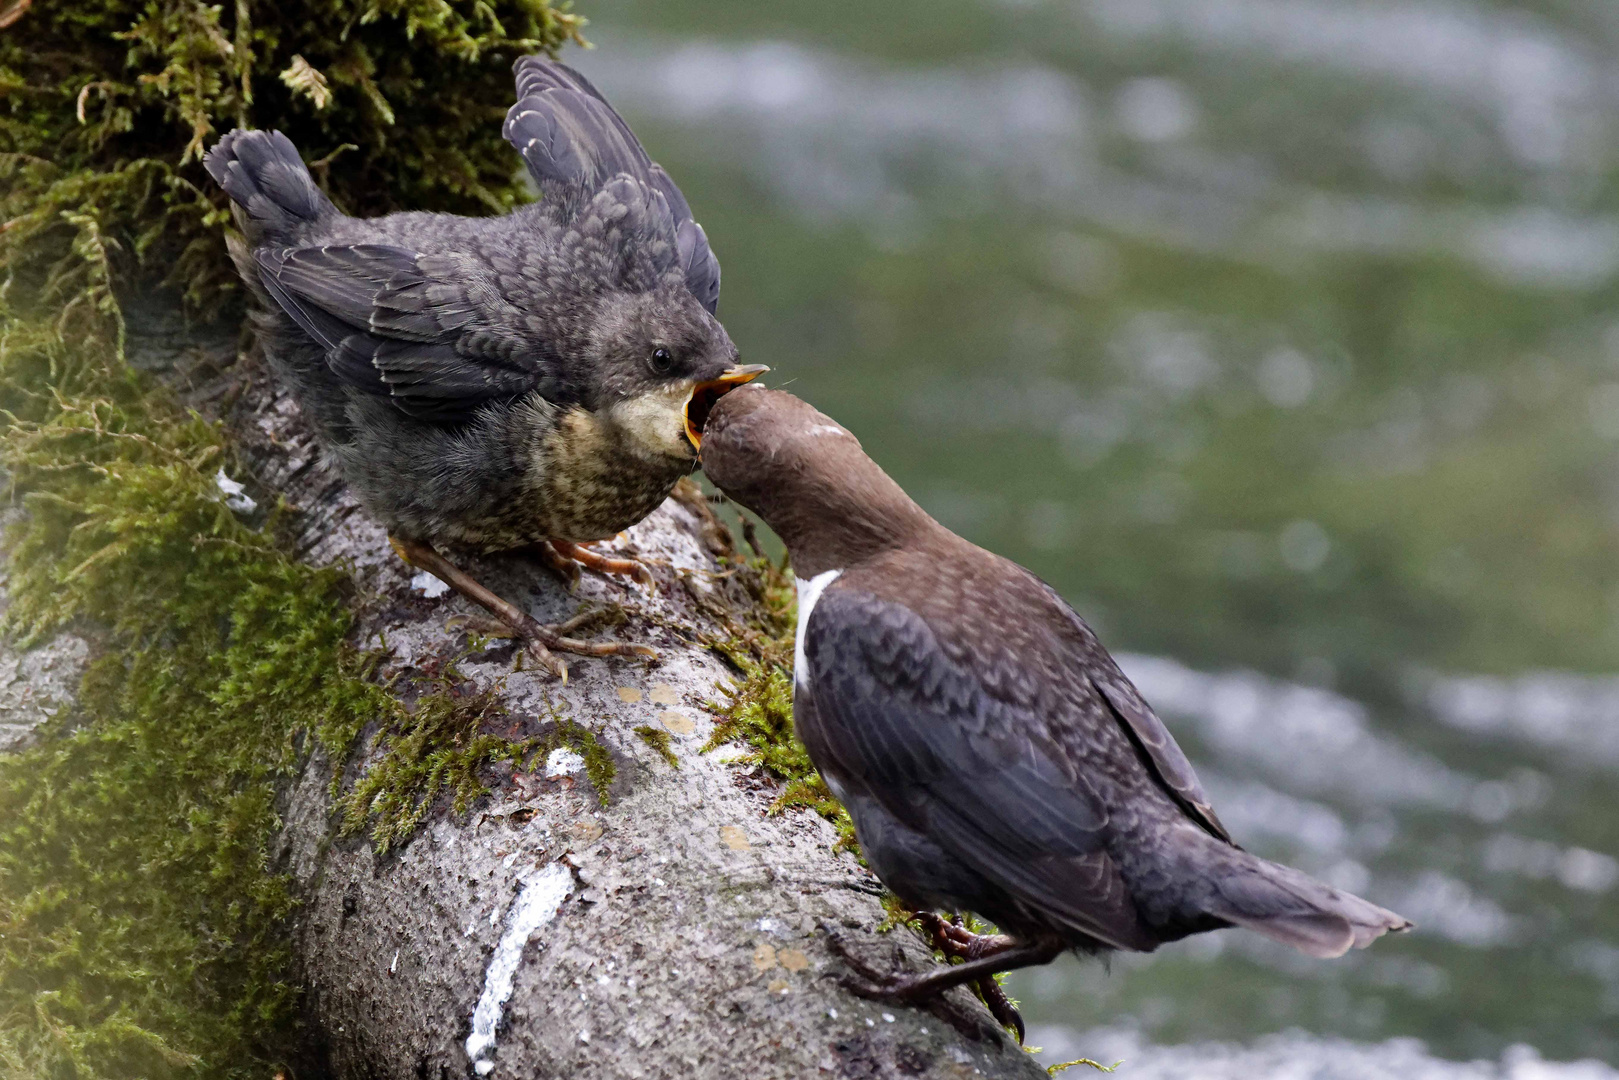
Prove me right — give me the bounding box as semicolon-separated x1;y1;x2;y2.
701;388;1412;1040
204;57;762;677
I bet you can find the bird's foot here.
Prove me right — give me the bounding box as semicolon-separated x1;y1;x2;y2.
915;913;1027;1044
447;605;620;643
823;931;1005;1043
446;607;651;681
971;973;1024;1044
392;537;656;682
541;539;656;588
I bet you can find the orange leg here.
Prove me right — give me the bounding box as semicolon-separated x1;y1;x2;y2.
391;536;656;682
545;539;656;588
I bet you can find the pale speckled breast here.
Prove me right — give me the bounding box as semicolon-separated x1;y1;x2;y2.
525;406;693;543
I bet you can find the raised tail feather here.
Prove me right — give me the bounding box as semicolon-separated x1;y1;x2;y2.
1192;837;1413;958
203;129;333;238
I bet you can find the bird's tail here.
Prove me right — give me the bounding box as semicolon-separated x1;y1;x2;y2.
1176;829;1412;958
203;129;334;239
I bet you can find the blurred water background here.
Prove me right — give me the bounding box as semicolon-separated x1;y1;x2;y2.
569;1;1619;1074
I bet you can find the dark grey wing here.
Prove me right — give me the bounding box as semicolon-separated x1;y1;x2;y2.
802;587;1157;951
1091;672;1231;843
255;243;543;424
1029;578;1231;844
674;218;720;314
504;57;721;313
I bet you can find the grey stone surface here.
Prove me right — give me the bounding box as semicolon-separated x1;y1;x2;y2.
0;623;88;753
0;505;90;754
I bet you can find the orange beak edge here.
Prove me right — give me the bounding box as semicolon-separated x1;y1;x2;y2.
685;365;768;451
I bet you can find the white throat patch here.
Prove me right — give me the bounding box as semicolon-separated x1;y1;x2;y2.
794;569;843;689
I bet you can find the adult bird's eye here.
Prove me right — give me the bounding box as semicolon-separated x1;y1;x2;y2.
649;347;674;375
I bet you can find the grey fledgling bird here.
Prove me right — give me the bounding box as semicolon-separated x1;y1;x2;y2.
701;388;1412;1040
204;57;763;677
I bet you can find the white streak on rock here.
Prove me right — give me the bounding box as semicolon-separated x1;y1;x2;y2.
409;571;450;598
465;862;573;1073
214;468;258;514
545;747;586;778
1029;1025;1619;1079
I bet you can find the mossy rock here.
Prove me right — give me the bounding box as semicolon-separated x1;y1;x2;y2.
1;0;584;311
0;2;583;1075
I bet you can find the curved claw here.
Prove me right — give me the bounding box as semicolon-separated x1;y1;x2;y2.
825;931;1005;1044
975;976;1025;1045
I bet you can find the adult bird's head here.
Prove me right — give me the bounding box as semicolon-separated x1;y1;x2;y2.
700;387;935;577
586;285;764;465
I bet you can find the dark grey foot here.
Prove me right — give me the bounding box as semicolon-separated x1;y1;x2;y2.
823;932;1003;1043
916;913;1027;1044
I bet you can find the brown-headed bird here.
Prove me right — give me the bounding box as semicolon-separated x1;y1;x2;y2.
204;58;762;677
700;387;1412;1040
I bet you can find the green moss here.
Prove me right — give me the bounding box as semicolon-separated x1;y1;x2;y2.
568;721;617;804
698;547;860;854
0;323;383;1076
335;669;621;847
1;0;586;313
1044;1058;1122;1075
335;666;527;853
0;1;586;1075
633;724;679;769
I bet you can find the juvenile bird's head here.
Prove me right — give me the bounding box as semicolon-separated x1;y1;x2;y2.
584;286;763;465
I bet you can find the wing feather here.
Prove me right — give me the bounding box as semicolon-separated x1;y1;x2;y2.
504;56;721;312
803;587;1157;950
256;244;542;424
1092;674;1231;843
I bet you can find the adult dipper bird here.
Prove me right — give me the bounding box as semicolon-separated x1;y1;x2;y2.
701;388;1412;1038
204;58;763;677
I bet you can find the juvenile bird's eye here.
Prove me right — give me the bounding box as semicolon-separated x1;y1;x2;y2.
649;347;674;375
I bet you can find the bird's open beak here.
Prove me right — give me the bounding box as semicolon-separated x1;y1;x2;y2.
685;365;768;450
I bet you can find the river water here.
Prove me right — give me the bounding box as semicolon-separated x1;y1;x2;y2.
569;2;1619;1072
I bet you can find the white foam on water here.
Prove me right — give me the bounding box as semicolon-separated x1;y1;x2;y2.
1264;196;1619;289
1027;1026;1619;1079
1114;653;1478;811
1483;834;1619;894
1081;0;1603;168
1200;776;1353;856
1419;670;1619;766
1378;870;1518;948
1569;940;1619;1013
574;28;1619;288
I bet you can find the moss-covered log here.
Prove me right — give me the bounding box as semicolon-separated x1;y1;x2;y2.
0;3;1049;1076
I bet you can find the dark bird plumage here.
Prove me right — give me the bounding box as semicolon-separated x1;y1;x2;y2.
701;388;1412;1036
204;58;763;676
